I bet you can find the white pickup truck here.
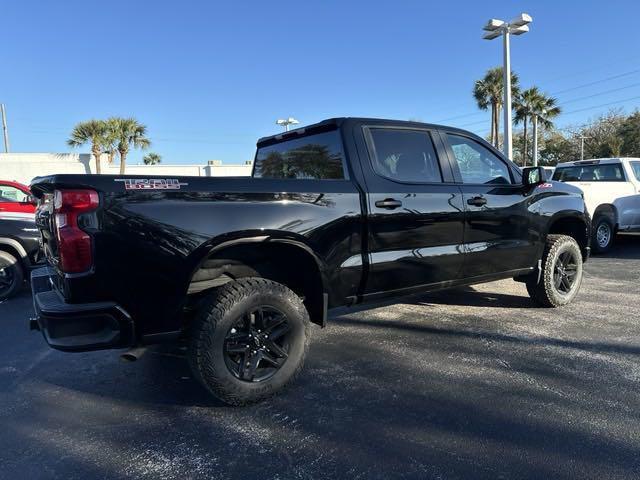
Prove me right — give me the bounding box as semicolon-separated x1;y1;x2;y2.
553;158;640;252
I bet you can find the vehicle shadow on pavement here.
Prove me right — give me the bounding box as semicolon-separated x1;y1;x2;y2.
410;287;536;309
335;314;640;356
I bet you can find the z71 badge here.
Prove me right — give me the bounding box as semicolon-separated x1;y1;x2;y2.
115;178;188;190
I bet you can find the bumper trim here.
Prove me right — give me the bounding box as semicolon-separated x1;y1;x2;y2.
31;266;135;352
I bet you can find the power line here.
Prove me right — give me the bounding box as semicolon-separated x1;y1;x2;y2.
434;68;640;124
430;60;640;122
562;95;640;115
561;82;640;104
534;54;640;86
550;69;640;95
451;81;640;129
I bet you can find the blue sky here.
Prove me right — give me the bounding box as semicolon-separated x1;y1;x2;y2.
2;0;640;165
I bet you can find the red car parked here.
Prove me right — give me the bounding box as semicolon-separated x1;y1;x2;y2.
0;181;36;216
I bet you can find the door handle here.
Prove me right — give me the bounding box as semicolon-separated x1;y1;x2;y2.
375;198;403;210
467;196;487;207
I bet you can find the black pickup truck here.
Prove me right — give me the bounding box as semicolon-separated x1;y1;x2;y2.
30;118;590;405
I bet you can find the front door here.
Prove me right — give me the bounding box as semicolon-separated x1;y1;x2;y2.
359;126;466;296
443;132;537;278
0;184;34;215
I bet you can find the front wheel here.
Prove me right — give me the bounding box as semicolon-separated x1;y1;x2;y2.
526;235;583;307
188;277;310;406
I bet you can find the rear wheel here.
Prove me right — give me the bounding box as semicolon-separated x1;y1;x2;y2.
0;252;24;301
188;277;310;406
526;235;583;307
591;215;614;253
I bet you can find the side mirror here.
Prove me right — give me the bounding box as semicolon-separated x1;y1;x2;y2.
522;166;545;186
24;194;37;205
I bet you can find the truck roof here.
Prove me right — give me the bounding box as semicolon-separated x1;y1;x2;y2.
256;117;485;147
556;157;640;167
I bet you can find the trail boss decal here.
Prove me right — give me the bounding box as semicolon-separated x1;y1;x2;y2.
115;179;189;190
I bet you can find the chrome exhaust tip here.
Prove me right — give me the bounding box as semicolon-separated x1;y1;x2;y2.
120;347;147;362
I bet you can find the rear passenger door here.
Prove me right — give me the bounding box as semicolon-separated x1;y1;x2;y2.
442;132;537;278
359;126;466;296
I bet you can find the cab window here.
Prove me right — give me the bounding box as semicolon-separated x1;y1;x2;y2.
0;185;29;202
253;130;345;180
553;164;625;182
446;134;511;185
367;128;442;183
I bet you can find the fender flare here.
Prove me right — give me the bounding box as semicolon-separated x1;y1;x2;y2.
186;232;329;295
0;237;29;260
593;203;618;226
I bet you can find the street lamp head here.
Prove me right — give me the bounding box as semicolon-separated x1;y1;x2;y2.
276;117;299;126
483;19;505;31
510;25;530;35
510;13;532;27
482;29;502;40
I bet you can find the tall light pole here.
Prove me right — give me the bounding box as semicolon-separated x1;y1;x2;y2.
482;13;532;160
532;112;541;166
0;104;9;153
276;117;299;132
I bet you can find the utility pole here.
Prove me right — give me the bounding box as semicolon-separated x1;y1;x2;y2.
532;115;538;166
579;135;590;160
1;104;9;153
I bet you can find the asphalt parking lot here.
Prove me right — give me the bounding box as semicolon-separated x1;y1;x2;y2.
1;235;639;480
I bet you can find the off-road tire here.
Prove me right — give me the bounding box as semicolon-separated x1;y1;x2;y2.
188;277;310;406
591;215;614;254
0;251;24;301
526;234;583;307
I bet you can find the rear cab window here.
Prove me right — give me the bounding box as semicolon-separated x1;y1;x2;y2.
366;128;443;183
253;130;346;180
553;163;626;182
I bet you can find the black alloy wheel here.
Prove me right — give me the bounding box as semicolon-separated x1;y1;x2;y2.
223;306;292;382
553;250;579;295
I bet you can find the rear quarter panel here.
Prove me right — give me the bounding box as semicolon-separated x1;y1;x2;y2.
90;177;363;335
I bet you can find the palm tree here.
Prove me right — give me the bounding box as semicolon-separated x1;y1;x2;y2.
67;120;107;174
514;87;542;166
103;117;120;165
473;67;520;148
530;92;561;166
143;152;162;165
109;117;151;174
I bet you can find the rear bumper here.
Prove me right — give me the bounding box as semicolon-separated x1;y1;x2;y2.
31;266;135;352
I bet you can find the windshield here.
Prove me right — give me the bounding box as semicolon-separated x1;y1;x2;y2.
253;130;345;180
553;163;625;182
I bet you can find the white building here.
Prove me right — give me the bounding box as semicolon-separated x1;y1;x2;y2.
0;153;252;185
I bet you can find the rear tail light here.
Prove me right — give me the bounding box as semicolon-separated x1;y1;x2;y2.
53;189;99;273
